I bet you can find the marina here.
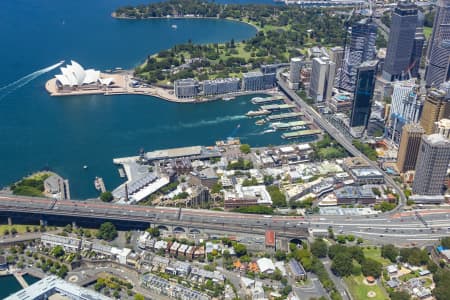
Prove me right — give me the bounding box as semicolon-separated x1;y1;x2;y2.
260;103;296;111
251;96;284;104
267;112;304;121
281;129;322;139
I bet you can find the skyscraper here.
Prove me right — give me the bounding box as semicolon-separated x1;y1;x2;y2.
420;89;450;134
425;0;450;87
350;60;378;128
410;27;425;78
336;19;378;92
309;57;336;102
396;123;425;173
412;134;450;195
382;1;419;81
389;80;423;143
434;118;450;138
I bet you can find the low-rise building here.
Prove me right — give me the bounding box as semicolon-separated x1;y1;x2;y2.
174;78;199;98
224;185;272;208
202;78;240;96
257;258;275;274
334;185;376;205
41;234;81;252
288;259;307;281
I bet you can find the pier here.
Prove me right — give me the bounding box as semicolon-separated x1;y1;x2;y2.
281;129;322;139
267;112;304;121
271;120;312;130
260;104;296;111
14;273;29;288
251;96;284;104
95;177;106;193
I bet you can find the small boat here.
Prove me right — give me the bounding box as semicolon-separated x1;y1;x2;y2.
83;165;88;169
262;129;276;134
171;24;178;29
255;119;266;126
222;96;235;101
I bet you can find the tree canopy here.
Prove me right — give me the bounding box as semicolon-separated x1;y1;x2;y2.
97;222;118;241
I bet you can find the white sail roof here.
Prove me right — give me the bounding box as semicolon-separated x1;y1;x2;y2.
55;60;103;87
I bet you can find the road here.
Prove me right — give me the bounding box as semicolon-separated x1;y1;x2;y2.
321;257;351;300
1;195;450;246
276;77;407;210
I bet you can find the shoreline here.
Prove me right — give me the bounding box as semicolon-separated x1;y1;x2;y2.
111;12;261;32
45;74;278;104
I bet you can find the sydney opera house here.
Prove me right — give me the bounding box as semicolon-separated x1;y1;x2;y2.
54;60;114;91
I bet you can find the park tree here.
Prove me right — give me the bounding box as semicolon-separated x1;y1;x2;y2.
52;245;65;258
275;250;287;261
441;237;450;249
239;144;251;154
134;293;145;300
96;222;118;241
233;243;247;257
146;227;160;237
100;191;114;202
311;239;328;258
381;244;399;263
433;269;450;300
331;252;352;277
361;258;382;278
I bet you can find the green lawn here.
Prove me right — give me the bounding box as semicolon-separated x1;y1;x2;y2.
424;27;432;39
344;275;389;300
363;247;391;266
0;224;35;235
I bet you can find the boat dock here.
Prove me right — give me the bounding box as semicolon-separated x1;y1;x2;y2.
271;120;312;130
251;96;284;104
267;112;304;121
281;129;322;139
14;273;29;288
95;177;106;193
260;104;296;111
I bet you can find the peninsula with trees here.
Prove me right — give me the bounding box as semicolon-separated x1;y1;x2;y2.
114;0;360;86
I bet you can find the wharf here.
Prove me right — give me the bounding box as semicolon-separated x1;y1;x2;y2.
267;112;303;121
14;272;29;288
95;177;106;193
251;96;284;104
260;104;296;111
281;129;322;139
118;168;126;178
271;120;312;130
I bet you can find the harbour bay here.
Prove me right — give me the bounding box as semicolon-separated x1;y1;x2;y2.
0;0;287;199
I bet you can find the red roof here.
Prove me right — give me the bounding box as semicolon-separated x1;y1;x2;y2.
265;230;275;247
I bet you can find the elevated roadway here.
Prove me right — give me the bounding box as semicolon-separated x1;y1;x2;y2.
276;77;407;209
0;195;450;246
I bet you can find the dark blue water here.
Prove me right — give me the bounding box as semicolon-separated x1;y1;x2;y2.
0;0;289;199
0;275;24;298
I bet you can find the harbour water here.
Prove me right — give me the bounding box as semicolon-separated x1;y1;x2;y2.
0;0;288;199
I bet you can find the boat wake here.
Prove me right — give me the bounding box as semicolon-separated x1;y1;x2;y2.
177;115;246;129
0;60;64;100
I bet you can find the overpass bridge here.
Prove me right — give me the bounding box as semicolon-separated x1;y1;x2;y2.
0;195;308;240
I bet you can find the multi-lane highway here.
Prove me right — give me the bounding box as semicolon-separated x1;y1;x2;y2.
0;195;449;246
276;77;407;209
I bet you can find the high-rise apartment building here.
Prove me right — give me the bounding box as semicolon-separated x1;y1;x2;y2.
382;1;419;81
336;18;378;92
396;123;425;173
289;57;302;89
425;0;450;87
412;134;450;195
420;89;450;134
349;60;378;128
309;57;336;102
329;46;344;76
